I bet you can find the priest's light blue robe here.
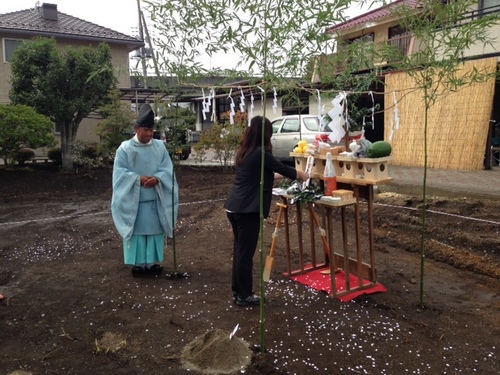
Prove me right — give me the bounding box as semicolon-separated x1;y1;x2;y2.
111;136;179;265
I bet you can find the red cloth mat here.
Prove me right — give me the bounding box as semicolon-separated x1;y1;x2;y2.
286;266;387;302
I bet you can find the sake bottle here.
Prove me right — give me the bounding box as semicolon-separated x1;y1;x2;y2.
323;152;337;196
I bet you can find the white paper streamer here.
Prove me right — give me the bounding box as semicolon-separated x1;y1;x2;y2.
273;87;278;114
239;87;245;113
228;89;235;125
303;156;314;190
389;95;395;142
393;91;400;130
257;86;265;111
319;106;327;131
201;88;207;121
343;91;349;131
201;88;206;111
327;93;346;143
317;89;322;122
249;91;255;124
211;87;216;122
370;90;375;129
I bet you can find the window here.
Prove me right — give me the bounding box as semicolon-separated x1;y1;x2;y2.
388;25;412;59
271;119;283;134
303;117;320;131
481;0;500;10
480;0;500;18
281;119;300;133
345;33;375;70
388;25;407;39
3;38;24;62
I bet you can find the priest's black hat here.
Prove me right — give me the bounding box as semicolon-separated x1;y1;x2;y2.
136;104;155;128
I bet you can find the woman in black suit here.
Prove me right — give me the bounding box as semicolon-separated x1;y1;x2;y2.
224;116;309;306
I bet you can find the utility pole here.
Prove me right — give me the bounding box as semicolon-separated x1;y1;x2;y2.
136;0;148;88
140;11;161;82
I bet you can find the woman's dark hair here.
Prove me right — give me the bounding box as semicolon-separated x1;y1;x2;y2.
235;116;273;166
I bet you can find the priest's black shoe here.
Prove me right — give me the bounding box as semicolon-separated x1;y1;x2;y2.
131;266;145;277
146;264;163;275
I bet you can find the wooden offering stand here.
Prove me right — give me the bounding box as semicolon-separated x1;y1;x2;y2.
276;195;357;280
271;151;393;298
335;156;393;285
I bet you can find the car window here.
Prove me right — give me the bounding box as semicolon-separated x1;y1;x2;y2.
321;119;334;132
281;119;300;133
271;119;282;134
303;117;320;131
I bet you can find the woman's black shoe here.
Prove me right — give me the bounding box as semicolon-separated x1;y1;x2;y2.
235;295;260;306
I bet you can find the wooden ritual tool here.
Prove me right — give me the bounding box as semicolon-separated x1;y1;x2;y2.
263;202;287;282
164;166;191;280
308;204;340;275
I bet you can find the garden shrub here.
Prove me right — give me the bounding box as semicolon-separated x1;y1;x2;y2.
71;141;106;172
15;148;35;165
193;110;247;167
48;147;62;165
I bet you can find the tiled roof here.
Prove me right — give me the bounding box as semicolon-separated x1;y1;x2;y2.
0;5;143;50
327;0;421;34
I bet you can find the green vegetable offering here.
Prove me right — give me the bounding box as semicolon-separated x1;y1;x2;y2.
367;141;392;158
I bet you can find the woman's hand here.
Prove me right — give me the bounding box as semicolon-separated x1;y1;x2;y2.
297;170;309;182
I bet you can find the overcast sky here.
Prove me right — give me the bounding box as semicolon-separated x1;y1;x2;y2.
1;1;374;35
1;0;141;36
1;0;236;69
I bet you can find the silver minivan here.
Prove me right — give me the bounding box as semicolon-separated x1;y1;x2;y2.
270;115;334;162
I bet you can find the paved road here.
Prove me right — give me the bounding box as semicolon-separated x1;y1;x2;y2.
387;164;500;199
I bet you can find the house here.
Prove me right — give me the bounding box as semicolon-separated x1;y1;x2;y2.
0;2;144;143
315;0;500;170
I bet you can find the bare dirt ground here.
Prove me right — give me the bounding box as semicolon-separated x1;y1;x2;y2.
0;164;499;375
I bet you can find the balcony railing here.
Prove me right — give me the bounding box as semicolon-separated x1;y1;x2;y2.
387;33;413;60
456;4;500;23
316;52;346;76
315;33;414;77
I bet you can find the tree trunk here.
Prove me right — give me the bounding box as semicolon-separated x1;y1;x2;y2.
60;122;73;172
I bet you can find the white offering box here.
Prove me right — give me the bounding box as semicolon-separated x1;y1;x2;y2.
334;156;392;183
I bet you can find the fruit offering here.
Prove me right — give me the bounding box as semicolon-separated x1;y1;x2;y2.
298;140;308;148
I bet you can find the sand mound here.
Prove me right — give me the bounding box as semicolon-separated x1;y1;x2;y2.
181;328;252;374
